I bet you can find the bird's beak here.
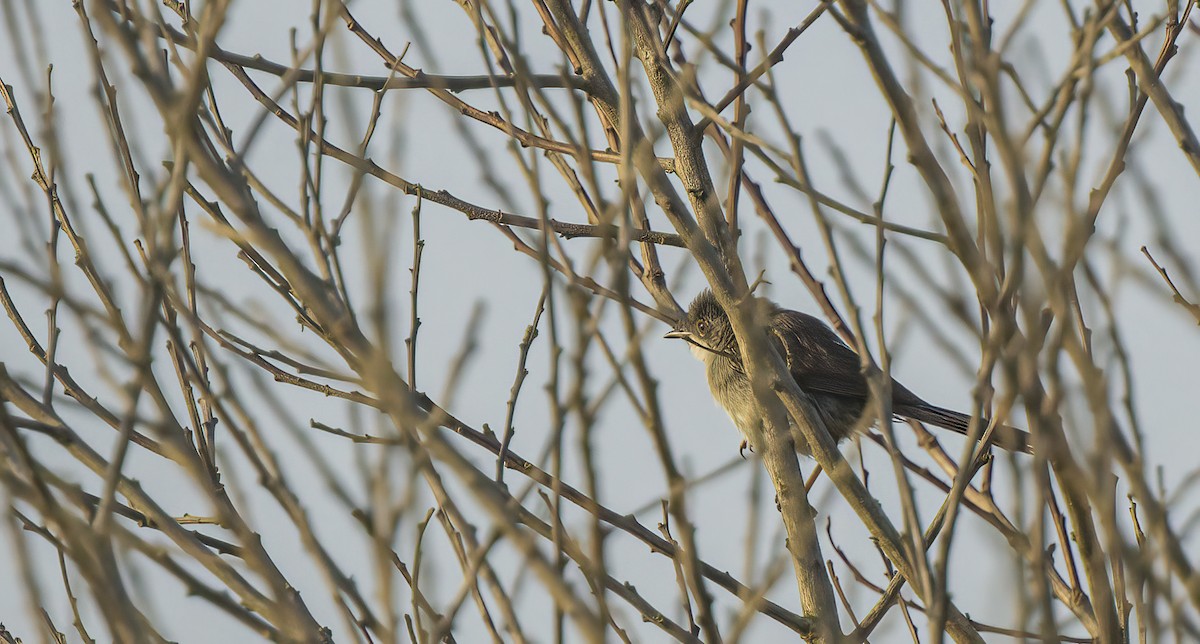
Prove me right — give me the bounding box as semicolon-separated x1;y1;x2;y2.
664;327;691;340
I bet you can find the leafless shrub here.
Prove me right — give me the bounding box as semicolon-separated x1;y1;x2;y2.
1;0;1199;642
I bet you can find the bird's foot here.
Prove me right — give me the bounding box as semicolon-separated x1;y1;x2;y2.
739;439;754;458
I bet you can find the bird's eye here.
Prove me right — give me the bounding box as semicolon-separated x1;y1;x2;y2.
696;320;708;335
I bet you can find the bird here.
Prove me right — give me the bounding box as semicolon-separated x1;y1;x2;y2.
664;289;1033;456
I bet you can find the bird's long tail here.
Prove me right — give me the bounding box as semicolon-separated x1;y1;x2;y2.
894;404;1033;454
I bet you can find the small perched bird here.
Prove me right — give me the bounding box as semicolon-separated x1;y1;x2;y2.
665;290;1032;455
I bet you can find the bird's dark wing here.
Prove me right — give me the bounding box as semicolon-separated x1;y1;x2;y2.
768;309;928;406
769;310;869;398
768;308;1034;454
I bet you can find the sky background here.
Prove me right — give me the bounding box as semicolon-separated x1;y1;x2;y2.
2;0;1199;641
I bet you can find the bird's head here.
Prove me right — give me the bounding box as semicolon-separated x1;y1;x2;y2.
664;290;738;358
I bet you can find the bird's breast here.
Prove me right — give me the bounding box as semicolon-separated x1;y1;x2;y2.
704;357;758;433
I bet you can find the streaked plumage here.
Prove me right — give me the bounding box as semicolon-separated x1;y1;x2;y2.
666;290;1032;455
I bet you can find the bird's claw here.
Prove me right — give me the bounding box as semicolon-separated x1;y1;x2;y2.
739;439;753;458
